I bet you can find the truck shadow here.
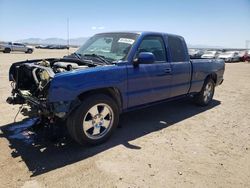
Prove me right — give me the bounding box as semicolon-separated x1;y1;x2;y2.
0;98;220;176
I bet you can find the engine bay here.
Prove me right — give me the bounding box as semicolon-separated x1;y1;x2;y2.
8;58;95;104
7;56;114;118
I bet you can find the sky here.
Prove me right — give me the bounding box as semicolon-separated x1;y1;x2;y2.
0;0;250;48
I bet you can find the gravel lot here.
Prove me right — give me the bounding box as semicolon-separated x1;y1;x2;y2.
0;50;250;188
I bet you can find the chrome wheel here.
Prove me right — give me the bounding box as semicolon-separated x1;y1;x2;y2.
83;103;114;140
203;82;213;102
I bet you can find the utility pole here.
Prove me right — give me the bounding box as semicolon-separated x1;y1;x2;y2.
67;18;70;55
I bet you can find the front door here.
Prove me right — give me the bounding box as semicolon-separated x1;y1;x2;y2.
127;35;172;108
12;43;25;52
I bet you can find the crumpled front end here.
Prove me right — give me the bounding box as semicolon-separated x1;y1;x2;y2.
7;58;90;120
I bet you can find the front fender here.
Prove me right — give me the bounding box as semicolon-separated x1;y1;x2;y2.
48;65;127;104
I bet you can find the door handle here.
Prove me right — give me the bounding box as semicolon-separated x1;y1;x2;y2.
164;68;172;73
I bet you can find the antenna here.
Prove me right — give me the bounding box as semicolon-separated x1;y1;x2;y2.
67;17;70;55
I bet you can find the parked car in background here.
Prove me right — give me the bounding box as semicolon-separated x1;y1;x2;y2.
0;42;34;53
218;51;240;62
48;45;69;49
189;49;204;59
35;44;48;49
238;51;245;61
35;44;69;49
201;51;220;59
242;50;250;62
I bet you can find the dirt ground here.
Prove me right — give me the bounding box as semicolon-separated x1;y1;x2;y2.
0;49;249;188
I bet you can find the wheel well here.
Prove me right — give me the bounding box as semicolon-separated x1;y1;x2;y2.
206;73;217;84
78;87;123;112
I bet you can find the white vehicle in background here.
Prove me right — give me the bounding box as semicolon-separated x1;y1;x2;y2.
218;51;240;62
189;49;204;59
201;51;220;59
0;42;34;53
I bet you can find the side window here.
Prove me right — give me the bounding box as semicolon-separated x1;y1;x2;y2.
137;36;166;62
13;43;23;46
168;36;186;62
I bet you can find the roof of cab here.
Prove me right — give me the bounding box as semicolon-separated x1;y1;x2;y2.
96;31;183;39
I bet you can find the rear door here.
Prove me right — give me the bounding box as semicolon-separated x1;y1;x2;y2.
127;35;172;107
166;35;192;97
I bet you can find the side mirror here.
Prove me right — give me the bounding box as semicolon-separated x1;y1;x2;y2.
133;52;155;66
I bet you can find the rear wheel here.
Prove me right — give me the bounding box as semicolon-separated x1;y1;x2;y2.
67;94;119;145
26;49;33;54
194;78;215;106
3;48;11;53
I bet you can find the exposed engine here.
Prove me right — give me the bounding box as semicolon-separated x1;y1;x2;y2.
6;58;92;117
9;59;90;98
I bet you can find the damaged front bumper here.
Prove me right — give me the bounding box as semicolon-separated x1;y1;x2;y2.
7;89;79;120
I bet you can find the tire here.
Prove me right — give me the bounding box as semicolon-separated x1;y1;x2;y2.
67;94;119;145
3;48;11;53
194;78;215;106
26;49;33;54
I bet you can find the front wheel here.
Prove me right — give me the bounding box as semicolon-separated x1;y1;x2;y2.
194;78;215;106
67;94;119;145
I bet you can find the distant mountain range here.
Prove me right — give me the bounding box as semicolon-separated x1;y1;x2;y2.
16;37;89;46
14;37;226;49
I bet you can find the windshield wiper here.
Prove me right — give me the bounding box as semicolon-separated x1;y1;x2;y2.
64;53;99;66
83;54;113;65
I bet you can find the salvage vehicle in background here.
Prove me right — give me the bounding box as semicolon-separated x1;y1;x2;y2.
238;51;246;61
218;51;240;62
201;50;220;59
35;44;69;49
0;42;33;53
242;50;250;62
7;31;225;145
189;49;204;59
35;44;48;49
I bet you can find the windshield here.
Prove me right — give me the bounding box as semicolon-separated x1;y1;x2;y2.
76;33;139;62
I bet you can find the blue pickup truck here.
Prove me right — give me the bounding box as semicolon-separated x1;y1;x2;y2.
7;31;225;145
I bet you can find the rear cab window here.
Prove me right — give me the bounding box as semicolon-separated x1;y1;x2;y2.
167;35;188;62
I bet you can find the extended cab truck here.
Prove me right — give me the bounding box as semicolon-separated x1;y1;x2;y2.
7;32;225;145
0;42;33;53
